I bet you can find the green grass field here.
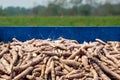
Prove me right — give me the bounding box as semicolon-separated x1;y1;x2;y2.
0;16;120;26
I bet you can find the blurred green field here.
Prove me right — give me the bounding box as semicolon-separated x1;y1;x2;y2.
0;16;120;26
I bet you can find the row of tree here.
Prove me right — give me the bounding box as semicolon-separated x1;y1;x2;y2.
0;1;120;16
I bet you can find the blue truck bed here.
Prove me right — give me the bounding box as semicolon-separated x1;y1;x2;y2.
0;27;120;42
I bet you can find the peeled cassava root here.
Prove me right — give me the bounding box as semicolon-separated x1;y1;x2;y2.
0;37;120;80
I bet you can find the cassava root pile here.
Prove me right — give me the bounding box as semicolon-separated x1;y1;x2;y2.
0;37;120;80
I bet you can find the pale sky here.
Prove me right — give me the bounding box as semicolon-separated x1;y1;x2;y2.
0;0;120;8
0;0;49;8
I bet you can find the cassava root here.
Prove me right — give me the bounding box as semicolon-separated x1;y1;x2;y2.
0;37;120;80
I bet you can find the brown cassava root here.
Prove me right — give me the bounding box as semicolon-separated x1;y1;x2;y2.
0;37;120;80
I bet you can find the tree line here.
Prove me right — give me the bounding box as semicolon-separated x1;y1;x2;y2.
0;1;120;16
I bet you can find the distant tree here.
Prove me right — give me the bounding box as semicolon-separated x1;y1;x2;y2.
31;5;47;16
92;3;120;16
70;0;82;7
0;0;120;16
112;3;120;15
19;8;30;15
49;0;67;7
31;6;39;16
48;0;68;16
48;0;82;16
0;6;3;15
4;7;30;16
46;3;59;16
0;6;6;16
79;4;93;16
49;0;82;7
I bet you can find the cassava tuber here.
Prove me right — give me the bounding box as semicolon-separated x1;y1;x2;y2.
0;38;120;80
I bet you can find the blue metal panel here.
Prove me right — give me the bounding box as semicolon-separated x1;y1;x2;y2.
0;27;120;43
